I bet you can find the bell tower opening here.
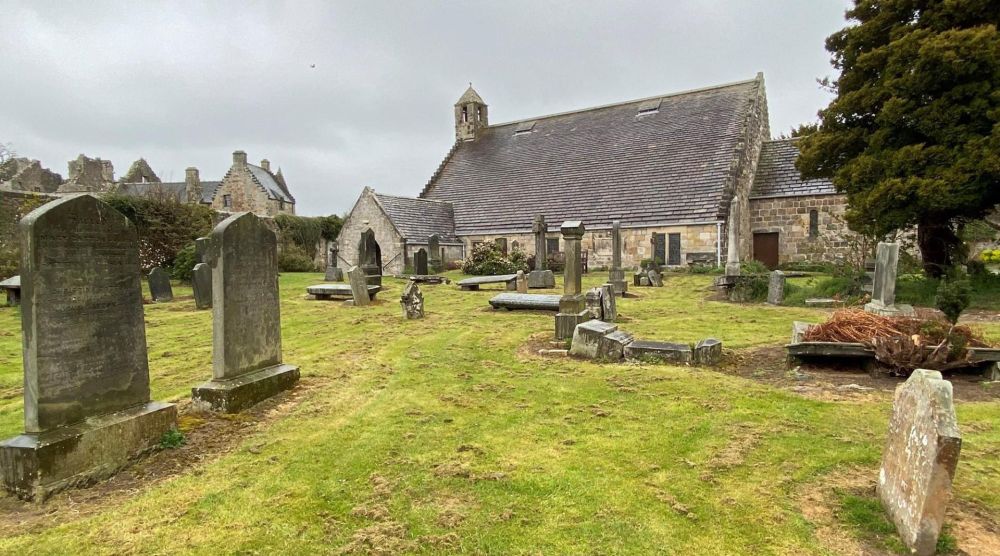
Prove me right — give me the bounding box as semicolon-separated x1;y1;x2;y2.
454;83;488;141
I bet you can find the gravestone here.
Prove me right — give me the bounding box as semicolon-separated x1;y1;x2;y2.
413;249;429;276
725;193;742;276
598;330;634;361
400;281;424;319
865;242;915;317
877;369;961;556
191;212;300;413
555;221;590;339
0;194;177;500
624;340;692;364
693;338;723;366
194;236;210;264
324;265;343;281
585;287;603;320
488;293;561;311
516;270;528;293
528;215;556;288
428;234;441;272
0;275;20;306
646;268;663;287
767;270;785;305
607;220;628;296
347;265;371;306
569;320;618;359
633;267;645;286
600;283;617;322
148;267;173;302
192;262;212;310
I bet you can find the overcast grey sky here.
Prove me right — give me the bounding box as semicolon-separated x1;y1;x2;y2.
0;0;851;216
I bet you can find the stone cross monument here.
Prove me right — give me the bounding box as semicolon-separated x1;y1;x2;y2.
0;194;177;500
428;234;441;273
528;215;556;288
192;212;300;413
607;220;627;296
555;221;591;339
864;242;915;317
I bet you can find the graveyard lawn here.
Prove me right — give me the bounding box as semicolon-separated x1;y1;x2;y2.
0;273;998;554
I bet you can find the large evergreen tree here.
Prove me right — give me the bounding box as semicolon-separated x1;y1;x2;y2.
797;0;1000;277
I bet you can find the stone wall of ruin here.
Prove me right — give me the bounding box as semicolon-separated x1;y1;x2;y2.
335;191;406;275
748;193;853;264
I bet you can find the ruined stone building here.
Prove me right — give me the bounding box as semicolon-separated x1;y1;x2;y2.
1;150;295;217
338;73;850;276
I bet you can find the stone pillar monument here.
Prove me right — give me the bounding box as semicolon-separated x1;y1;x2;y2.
192;212;300;413
607;220;627;296
725;194;742;277
0;194;177;500
864;242;915;317
428;234;441;273
528;215;556;288
555;221;590;339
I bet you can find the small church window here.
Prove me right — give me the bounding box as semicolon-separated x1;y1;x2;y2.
546;237;560;254
809;209;819;238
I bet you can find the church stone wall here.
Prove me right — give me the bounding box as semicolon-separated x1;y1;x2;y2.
336;191;406;276
749;193;853;264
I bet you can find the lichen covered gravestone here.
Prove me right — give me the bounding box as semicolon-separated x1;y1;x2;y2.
192;262;212;310
877;369;961;556
400;281;424;319
767;270;785;305
569;320;618;359
0;194;177;500
600;283;617;322
147;267;173;302
516;270;528;293
347;265;371;306
191;212;299;413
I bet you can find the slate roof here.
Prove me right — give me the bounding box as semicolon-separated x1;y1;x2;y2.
420;77;762;234
373;192;458;242
118;181;221;204
750;138;837;199
248;164;295;203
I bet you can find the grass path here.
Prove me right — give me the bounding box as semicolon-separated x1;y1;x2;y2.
0;273;997;554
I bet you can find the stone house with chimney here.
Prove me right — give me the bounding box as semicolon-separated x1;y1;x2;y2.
209;150;295;216
338;73;851;275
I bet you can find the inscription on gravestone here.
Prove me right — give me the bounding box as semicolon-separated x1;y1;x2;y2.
148;267;173;302
191;212;299;413
0;194;176;500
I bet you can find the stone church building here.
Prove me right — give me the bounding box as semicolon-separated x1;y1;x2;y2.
338;73;849;276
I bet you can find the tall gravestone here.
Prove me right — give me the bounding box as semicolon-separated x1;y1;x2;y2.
148;267;173;302
528;215;556;288
428;234;441;273
555;221;591;339
414;249;429;276
767;270;785;305
607;220;628;296
0;194;177;500
864;242;915;317
347;265;371;307
194;236;210;264
191;212;299;413
878;369;961;556
192;262;212;309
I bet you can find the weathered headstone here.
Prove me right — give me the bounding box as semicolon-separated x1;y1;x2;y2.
400;281;424;319
877;369;961;556
585;287;603;320
569;319;618;359
347;265;371;306
191;212;300;413
646;268;663;287
414;249;429;276
725;194;742;276
555;221;590;340
865;242;915;317
633;267;645;286
428;234;441;272
767;270;785;305
624;340;692;364
516;270;528;293
194;236;210;264
600;283;617;322
324;265;343;281
607;220;628;296
598;330;634;361
192;262;212;310
148;267;173;302
693;338;723;366
640;276;650;287
528;215;556;288
0;194;177;500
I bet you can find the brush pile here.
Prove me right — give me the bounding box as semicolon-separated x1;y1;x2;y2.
802;309;989;373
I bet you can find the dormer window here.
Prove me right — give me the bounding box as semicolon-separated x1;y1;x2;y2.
514;120;536;136
637;98;662;116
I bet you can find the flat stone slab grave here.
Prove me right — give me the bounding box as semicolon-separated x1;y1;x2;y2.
489;293;561;311
624;340;692;364
457;274;518;291
407;275;448;284
307;283;382;301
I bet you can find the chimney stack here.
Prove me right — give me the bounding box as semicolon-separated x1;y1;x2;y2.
260;159;270;172
233;150;247;167
185;167;203;203
185;167;200;184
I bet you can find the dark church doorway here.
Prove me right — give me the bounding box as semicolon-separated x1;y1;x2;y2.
752;232;780;270
358;229;382;285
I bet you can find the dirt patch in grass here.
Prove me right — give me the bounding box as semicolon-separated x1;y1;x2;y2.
0;376;324;537
719;346;999;402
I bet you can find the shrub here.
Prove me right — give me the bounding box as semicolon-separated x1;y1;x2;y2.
936;275;971;324
278;244;316;272
730;274;768;302
739;260;770;275
688;264;723;275
104;195;213;271
462;243;528;275
0;193;48;279
980;249;1000;264
160;428;186;449
274;214;343;261
169;243;198;282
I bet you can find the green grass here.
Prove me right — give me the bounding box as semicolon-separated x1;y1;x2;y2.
0;272;997;554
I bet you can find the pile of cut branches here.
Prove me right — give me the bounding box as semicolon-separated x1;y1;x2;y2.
802;309;989;374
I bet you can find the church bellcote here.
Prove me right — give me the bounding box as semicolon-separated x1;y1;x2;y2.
454;84;488;141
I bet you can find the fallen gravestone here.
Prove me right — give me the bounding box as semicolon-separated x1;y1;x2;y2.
767;270;785;305
693;338;722;366
307;283;381;301
624;340;692;364
0;275;20;306
400;281;424;319
0;194;177;500
878;369;961;556
347;265;371;306
488;293;561;311
555;221;590;339
457;274;518;291
599;330;634;361
408;275;447;284
865;242;915;317
192;263;212;310
148;267;173;302
646;268;663;287
569;320;618;359
516;270;528;293
192;212;300;413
